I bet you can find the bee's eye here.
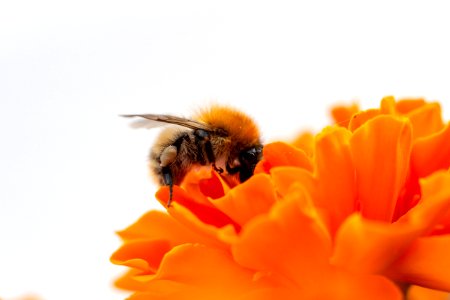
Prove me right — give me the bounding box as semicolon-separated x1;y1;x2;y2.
241;148;257;161
238;145;263;182
240;146;262;162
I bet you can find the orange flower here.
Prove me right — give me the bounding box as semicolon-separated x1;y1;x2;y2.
111;96;450;299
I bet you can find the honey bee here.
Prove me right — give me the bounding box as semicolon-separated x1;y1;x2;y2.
122;105;263;206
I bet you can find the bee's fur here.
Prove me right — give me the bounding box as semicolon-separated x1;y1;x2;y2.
149;126;199;186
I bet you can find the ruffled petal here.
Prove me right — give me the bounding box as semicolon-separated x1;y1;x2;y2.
291;131;314;157
117;210;213;246
156;186;239;230
255;142;313;174
379;95;397;114
178;167;221;206
380;97;443;139
163;202;233;249
111;239;170;272
314;126;355;235
348;108;380;132
396;171;450;234
395;98;426;114
379;96;427;116
387;236;450;291
314;270;402;300
331;214;422;274
405;102;444;139
231;186;401;299
137;244;274;300
238;272;402;300
212;174;277;226
331;103;359;128
269;167;339;234
407;285;450;300
114;269;153;292
350;115;412;221
270;166;317;199
166;167;231;207
237;289;298;300
411;123;450;178
332;171;450;274
232;186;331;289
431;204;450;235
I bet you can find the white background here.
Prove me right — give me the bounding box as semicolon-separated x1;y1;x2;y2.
1;1;449;299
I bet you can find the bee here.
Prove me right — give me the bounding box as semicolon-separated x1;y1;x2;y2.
122;105;263;206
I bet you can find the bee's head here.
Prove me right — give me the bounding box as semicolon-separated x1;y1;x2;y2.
197;105;263;182
196;105;261;146
238;144;263;182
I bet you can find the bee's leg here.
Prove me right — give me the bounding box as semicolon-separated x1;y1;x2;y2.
212;162;224;174
159;146;178;207
161;166;174;207
205;140;223;174
194;129;224;174
207;145;224;174
159;134;190;207
226;164;240;175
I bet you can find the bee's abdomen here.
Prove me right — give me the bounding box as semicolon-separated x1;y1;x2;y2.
149;129;199;186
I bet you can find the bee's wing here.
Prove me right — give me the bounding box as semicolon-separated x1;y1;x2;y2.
121;114;213;131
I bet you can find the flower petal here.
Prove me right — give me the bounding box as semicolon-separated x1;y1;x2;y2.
331;103;359;128
406;102;444;139
179;167;225;204
411;123;450;178
379;96;427;115
231;185;401;299
431;201;450;235
269;166;317;199
269;167;339;233
238;273;401;300
234;288;297;300
332;171;450;274
379;95;397;114
314;126;356;235
140;244;273;299
396;171;450;235
212;174;277;226
331;214;422;274
291;131;314;157
314;270;402;300
256;142;313;174
164;202;233;249
380;97;443;139
114;269;152;292
395;98;426;114
156;186;239;230
387;236;450;291
110;239;170;272
348;108;380;132
407;285;450;300
199;172;228;198
117;210;213;246
350;115;412;221
232;185;331;288
185;168;229;199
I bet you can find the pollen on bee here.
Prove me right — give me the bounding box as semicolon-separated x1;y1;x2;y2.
159;145;177;167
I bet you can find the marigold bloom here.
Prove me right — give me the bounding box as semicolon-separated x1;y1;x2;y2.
112;96;450;299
